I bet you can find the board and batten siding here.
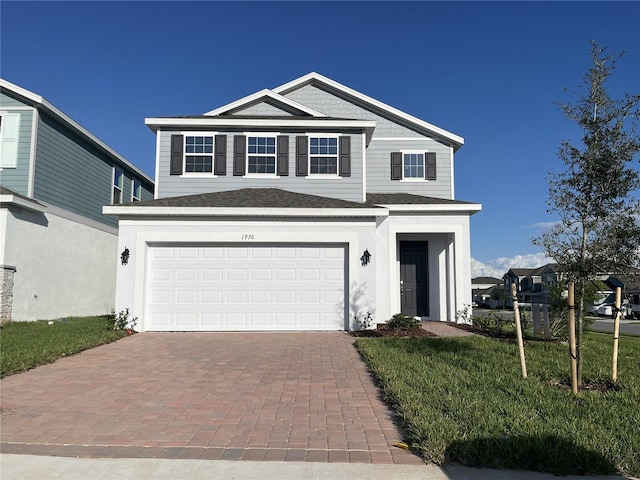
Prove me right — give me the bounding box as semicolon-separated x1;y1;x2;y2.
0;102;33;196
156;130;364;202
366;138;452;199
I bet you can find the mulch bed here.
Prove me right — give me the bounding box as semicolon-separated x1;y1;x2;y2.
350;324;437;338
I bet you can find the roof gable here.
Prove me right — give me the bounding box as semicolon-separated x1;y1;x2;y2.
273;72;464;150
204;89;327;118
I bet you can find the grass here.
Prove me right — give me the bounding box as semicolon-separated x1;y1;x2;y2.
0;316;127;378
356;332;640;476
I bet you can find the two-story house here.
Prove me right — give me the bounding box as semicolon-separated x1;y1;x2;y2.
0;79;154;322
104;73;481;332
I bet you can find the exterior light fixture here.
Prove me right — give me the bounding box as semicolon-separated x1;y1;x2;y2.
360;249;371;266
121;247;130;266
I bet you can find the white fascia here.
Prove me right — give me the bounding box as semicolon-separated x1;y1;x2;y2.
0;193;48;213
273;72;465;150
0;79;154;185
204;89;328;117
103;206;388;218
146;117;375;130
373;203;482;214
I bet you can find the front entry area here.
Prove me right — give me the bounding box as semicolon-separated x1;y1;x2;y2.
144;244;347;331
399;241;429;316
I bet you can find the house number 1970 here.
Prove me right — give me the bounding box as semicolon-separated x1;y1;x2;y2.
241;234;255;240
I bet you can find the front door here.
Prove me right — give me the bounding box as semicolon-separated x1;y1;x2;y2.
399;241;428;316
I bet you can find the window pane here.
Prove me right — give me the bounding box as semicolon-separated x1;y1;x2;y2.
403;153;424;178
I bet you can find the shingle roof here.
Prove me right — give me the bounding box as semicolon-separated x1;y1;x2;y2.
472;277;502;284
128;188;379;209
366;193;475;205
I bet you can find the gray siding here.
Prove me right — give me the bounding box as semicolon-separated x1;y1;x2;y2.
0;107;33;196
366;138;452;199
283;84;424;138
33;112;152;228
232;102;295;116
156;130;364;202
283;84;453;199
0;92;28;108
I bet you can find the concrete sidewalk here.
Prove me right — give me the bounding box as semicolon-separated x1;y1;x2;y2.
0;455;631;480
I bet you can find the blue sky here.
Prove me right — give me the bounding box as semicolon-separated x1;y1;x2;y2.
2;1;639;277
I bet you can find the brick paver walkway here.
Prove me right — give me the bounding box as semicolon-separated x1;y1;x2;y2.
0;332;422;464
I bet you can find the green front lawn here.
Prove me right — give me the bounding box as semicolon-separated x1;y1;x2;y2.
356;332;639;476
0;316;127;378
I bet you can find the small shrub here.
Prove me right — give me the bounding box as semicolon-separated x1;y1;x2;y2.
472;312;512;334
456;304;471;324
387;313;421;330
110;308;138;331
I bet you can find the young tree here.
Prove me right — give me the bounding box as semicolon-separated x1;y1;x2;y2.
535;41;640;386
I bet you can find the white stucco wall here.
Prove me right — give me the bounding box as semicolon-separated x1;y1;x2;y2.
374;213;473;323
2;205;118;321
113;211;474;331
114;217;379;331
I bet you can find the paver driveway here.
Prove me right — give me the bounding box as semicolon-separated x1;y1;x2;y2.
0;332;422;464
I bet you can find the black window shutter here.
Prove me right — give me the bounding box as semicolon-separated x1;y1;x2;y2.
296;136;308;176
339;136;351;177
233;135;246;176
426;152;437;180
277;136;289;176
170;135;183;175
390;152;402;180
214;135;227;175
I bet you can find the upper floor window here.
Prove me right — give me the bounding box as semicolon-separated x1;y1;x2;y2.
132;179;142;202
185;136;214;173
403;152;424;179
309;137;338;175
391;150;437;181
247;136;276;175
113;168;123;204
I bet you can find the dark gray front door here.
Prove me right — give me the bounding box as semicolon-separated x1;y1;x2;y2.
400;241;429;316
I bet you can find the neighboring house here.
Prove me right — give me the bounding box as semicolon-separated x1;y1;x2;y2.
104;72;481;332
471;276;502;307
0;79;153;322
502;268;536;308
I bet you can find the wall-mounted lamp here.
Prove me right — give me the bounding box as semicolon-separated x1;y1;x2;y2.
360;249;371;266
121;247;130;266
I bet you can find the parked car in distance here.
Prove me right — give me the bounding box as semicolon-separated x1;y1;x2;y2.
597;302;632;318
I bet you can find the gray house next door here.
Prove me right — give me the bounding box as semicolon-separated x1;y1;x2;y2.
400;241;429;317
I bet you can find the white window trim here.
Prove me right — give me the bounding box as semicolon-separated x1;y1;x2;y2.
112;167;124;205
131;178;141;202
307;133;341;177
245;132;279;177
400;150;428;182
182;131;218;177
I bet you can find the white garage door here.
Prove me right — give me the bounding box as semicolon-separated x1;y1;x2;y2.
145;244;347;331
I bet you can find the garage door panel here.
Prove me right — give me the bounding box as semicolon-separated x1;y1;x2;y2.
145;244;346;331
203;269;223;281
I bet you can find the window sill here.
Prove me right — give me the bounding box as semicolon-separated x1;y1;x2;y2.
179;174;219;178
305;175;342;180
243;174;280;179
400;178;429;182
